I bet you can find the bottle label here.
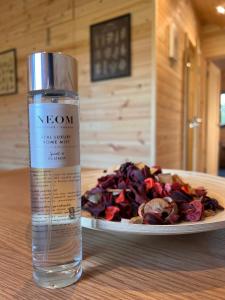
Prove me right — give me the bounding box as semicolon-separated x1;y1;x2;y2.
29;103;79;168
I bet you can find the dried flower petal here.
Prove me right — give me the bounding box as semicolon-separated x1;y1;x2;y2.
105;206;120;221
204;210;216;217
88;193;101;204
172;174;185;185
143;198;170;215
164;183;172;194
143;212;163;225
115;190;126;204
153;182;163;197
144;178;155;190
81;210;92;218
203;196;224;211
129;216;143;224
166;213;180;224
150;166;162;175
181;184;193;195
195;187;207;197
181;200;203;222
138;202;145;217
98;174;117;189
170;190;192;203
81;161;223;225
158;174;173;184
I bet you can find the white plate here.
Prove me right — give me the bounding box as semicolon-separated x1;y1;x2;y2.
81;169;225;235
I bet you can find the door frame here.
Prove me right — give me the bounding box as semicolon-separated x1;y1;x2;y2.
182;36;202;171
205;61;221;175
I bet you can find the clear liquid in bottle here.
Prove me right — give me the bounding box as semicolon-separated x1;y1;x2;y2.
27;52;82;288
31;165;82;288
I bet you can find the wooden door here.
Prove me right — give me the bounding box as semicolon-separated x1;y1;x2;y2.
183;39;202;171
206;62;221;175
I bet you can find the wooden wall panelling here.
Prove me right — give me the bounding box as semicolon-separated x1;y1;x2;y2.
206;62;221;175
200;25;225;173
156;0;200;169
0;0;156;169
201;25;225;59
0;0;74;169
0;0;73;35
74;0;156;169
198;57;207;172
221;70;225;91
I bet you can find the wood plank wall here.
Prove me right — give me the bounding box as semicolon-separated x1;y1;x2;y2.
201;25;225;59
0;0;155;169
75;0;155;168
221;71;225;91
155;0;200;169
201;25;225;172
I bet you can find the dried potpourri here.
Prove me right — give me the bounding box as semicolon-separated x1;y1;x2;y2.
81;162;224;225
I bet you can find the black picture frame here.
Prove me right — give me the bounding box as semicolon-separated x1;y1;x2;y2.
0;48;17;96
90;14;131;82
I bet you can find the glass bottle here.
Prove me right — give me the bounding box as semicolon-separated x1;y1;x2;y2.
27;52;82;288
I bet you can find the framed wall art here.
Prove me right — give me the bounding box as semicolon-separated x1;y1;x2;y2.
0;49;17;96
90;14;131;82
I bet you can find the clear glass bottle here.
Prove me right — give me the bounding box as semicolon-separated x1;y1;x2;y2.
27;52;82;288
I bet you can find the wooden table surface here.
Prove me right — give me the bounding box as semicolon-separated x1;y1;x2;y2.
1;169;225;300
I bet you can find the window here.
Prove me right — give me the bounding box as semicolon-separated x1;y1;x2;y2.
221;93;225;126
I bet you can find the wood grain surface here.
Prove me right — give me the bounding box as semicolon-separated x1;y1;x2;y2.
0;0;155;170
201;24;225;59
156;0;200;169
1;168;225;299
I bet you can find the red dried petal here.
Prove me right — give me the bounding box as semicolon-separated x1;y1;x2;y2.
154;182;163;196
171;182;182;191
184;200;203;222
105;206;120;221
144;178;155;190
166;213;179;224
164;183;172;194
170;190;193;203
181;184;192;195
98;174;116;189
115;191;126;203
82;161;223;224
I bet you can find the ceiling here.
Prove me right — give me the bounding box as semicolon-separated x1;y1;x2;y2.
192;0;225;27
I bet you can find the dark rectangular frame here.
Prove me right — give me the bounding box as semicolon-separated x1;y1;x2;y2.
90;14;131;82
0;48;17;96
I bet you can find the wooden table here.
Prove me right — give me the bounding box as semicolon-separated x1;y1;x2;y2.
1;169;225;300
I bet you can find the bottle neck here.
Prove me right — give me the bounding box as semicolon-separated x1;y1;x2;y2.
29;89;77;98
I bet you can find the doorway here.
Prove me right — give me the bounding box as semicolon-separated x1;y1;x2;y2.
183;43;223;176
207;57;225;176
183;38;202;171
219;92;225;176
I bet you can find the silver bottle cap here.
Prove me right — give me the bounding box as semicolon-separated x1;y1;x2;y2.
28;52;78;93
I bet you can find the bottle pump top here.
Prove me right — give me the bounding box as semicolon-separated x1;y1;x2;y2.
28;52;78;93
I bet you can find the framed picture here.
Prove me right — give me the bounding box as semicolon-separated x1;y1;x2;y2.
0;49;17;96
90;14;131;82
